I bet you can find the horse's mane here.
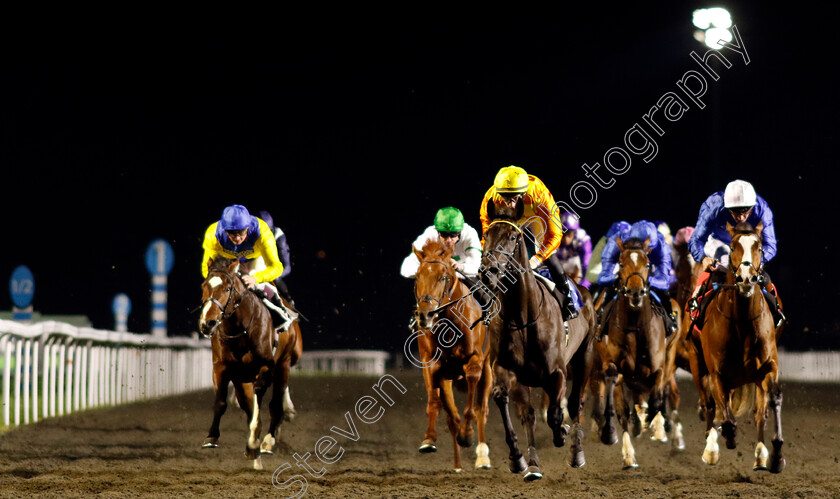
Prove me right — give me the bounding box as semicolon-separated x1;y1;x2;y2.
489;202;520;222
621;237;646;251
733;222;756;235
421;237;448;255
208;257;236;272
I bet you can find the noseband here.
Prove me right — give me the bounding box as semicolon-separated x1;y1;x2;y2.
201;270;252;338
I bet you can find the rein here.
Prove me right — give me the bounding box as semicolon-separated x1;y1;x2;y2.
200;270;255;339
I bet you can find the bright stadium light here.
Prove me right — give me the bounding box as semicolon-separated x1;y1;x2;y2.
692;7;733;50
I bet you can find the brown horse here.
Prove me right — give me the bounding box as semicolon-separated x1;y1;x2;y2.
198;257;302;470
410;239;493;472
686;222;785;473
594;236;684;469
481;201;596;481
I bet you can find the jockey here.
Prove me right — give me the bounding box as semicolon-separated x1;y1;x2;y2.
555;212;593;287
687;179;785;327
257;210;295;306
596;220;678;335
400;206;482;280
479;165;578;320
201;204;295;331
586;220;631;299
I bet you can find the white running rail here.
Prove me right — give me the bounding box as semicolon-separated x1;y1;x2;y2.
0;319;212;427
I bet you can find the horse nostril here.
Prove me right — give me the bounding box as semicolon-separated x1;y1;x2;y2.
489;267;499;275
206;320;217;329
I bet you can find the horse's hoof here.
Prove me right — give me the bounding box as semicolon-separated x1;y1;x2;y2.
418;440;437;453
245;447;260;460
475;458;492;469
622;461;639;470
702;451;720;466
770;456;786;474
283;411;297;422
601;426;618;446
457;432;474;448
570;451;586;468
202;438;219;448
509;455;528;474
523;466;543;481
475;443;491;469
453;468;463;473
252;456;264;471
260;434;276;454
553;424;570;447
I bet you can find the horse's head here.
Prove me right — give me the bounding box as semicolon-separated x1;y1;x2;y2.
412;240;457;329
199;258;246;336
727;222;764;297
480;199;527;293
617;236;651;310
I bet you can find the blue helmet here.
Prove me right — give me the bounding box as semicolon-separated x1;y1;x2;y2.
220;205;252;231
627;220;659;245
606;221;630;239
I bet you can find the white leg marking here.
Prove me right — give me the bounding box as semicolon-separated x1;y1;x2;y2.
754;441;769;470
248;393;260;450
702;427;720;465
621;431;638;469
650;412;668;442
475;442;491;469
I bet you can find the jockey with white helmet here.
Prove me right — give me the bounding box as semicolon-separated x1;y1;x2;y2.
687;180;785;327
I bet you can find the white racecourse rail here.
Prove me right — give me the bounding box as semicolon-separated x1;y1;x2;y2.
0;319;213;427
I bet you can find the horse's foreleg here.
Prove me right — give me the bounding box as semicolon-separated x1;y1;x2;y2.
492;367;527;474
708;373;736;449
567;340;591;468
667;375;685;450
474;354;493;470
203;367;230;448
512;382;541;481
264;359;291;455
234;382;262;468
762;360;785;473
420;362;442;453
614;382;638;469
457;357;482;448
648;369;668;443
753;383;770;471
440;379;463;472
600;364;619;446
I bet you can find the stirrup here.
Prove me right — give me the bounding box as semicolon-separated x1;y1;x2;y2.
774;309;787;328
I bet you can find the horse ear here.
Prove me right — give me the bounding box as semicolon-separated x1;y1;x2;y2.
227;260;239;273
615;235;624;252
726;222;736;238
442;244;454;260
486;198;497;221
643;237;651;254
755;221;764;236
412;244;423;261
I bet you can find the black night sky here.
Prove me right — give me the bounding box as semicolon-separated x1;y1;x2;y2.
1;4;837;353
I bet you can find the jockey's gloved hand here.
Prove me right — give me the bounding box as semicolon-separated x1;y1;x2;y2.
241;274;257;288
529;256;542;270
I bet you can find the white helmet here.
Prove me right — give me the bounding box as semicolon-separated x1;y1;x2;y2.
723;180;757;209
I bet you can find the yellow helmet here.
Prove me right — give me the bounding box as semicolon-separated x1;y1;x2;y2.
494;165;529;194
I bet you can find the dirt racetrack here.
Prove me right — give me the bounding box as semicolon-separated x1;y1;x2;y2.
1;369;839;498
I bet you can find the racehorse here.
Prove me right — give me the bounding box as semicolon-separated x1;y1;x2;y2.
685;222;785;473
480;200;596;481
198;257;302;470
594;236;684;469
411;239;493;472
672;226;699;311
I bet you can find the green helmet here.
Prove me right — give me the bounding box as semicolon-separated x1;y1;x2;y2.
434;207;464;232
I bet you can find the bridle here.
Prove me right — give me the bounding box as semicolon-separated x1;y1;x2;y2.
618;250;650;298
201;270;253;338
728;235;765;284
415;259;457;312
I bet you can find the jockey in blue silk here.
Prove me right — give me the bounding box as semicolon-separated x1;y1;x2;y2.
687;180;786;327
597;220;678;335
688;180;777;268
202;204;296;331
585;220;631;291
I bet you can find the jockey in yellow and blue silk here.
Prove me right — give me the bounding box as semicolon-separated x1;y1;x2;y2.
479;165;578;320
202;204;294;330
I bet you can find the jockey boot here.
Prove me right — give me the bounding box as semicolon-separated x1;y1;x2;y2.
259;288;296;332
652;288;678;336
597;294;616;340
545;255;578;320
762;287;787;328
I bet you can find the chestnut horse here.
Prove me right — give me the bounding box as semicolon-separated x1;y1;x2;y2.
410;239;493;472
198;257;302;470
481;201;596;481
686;222;785;473
594;236;684;469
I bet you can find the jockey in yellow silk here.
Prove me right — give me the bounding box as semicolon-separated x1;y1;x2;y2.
202;204;295;330
479;165;578;320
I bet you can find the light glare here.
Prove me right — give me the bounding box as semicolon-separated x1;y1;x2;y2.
704;27;733;49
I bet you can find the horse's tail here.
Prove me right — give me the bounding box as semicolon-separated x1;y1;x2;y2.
731;383;755;417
